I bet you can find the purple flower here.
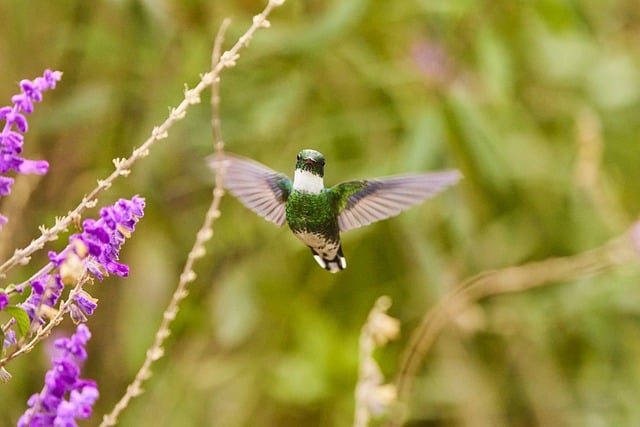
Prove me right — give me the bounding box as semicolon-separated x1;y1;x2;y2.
18;324;98;427
4;329;16;348
73;292;97;316
0;69;61;226
18;159;49;175
20;275;64;324
0;176;14;196
55;325;90;361
0;292;7;311
55;386;99;426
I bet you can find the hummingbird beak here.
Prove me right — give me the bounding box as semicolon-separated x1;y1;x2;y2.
304;158;315;165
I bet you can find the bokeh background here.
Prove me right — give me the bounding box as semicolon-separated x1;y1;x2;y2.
2;0;640;426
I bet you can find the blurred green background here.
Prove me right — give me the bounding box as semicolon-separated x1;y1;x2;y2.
2;0;640;426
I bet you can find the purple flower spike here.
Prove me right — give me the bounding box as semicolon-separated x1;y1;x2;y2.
18;324;98;427
0;69;61;212
72;195;146;279
19;196;144;327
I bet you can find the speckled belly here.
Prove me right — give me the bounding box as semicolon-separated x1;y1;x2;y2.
293;230;341;259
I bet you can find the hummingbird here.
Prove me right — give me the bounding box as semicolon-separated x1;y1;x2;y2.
211;149;461;273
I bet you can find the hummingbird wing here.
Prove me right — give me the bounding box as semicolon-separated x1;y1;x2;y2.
209;153;292;226
330;170;462;232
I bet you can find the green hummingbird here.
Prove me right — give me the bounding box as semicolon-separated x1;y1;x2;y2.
211;149;461;273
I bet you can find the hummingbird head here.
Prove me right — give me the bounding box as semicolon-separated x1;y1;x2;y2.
292;149;326;194
295;149;325;178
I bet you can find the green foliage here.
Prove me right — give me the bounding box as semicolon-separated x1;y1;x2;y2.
2;0;640;426
3;306;30;339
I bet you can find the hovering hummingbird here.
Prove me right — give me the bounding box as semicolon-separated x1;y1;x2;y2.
211;149;461;273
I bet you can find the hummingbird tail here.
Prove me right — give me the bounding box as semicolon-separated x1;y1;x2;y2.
311;246;346;273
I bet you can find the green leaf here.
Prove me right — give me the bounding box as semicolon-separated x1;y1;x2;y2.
4;306;30;338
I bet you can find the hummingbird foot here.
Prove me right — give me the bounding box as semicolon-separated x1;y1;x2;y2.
310;246;346;273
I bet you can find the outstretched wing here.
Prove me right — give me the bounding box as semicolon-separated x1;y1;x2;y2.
209;153;292;226
331;170;462;232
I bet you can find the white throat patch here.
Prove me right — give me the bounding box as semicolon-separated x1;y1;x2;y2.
293;169;324;194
